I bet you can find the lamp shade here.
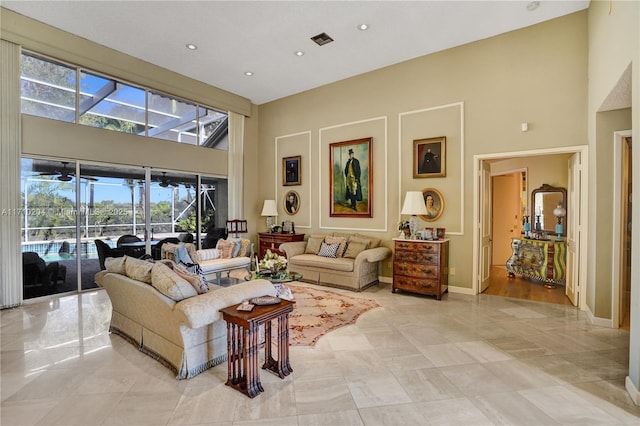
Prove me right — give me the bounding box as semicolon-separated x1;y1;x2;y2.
401;191;428;216
261;200;278;217
553;203;566;218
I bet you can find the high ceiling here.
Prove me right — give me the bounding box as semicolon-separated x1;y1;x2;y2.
2;1;589;105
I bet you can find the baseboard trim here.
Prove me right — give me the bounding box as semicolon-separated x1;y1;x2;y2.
586;306;614;328
379;276;392;284
448;285;475;295
626;376;640;406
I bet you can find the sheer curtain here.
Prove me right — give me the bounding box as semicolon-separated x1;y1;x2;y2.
1;40;23;308
228;112;245;220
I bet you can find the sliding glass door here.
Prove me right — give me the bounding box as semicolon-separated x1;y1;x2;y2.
21;157;227;300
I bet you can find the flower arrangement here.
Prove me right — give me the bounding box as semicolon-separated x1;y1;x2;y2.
397;220;410;231
258;249;288;273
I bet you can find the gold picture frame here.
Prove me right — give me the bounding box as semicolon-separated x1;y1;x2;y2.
283;155;301;186
283;190;300;215
419;188;444;222
414;136;446;178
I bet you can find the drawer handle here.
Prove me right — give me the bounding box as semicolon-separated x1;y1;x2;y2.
398;243;410;249
421;268;433;275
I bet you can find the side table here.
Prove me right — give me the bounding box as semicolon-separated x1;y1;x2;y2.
219;299;295;398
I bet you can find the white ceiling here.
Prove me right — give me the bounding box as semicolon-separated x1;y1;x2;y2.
2;1;589;105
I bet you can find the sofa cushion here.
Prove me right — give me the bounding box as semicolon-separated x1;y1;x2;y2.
305;235;325;254
324;236;347;257
174;263;209;294
355;234;381;248
318;241;340;258
151;262;198;301
343;241;368;259
105;256;127;274
125;256;154;283
288;254;354;272
229;238;250;257
216;239;235;258
197;248;220;262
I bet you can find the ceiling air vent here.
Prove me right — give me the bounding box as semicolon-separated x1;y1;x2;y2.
310;32;334;46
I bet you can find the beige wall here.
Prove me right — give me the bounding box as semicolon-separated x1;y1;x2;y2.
258;11;588;289
587;0;637;320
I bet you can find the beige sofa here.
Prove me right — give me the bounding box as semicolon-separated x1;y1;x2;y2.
279;233;390;292
95;256;275;379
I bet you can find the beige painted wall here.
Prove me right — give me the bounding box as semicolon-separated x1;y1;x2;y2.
258;11;588;289
587;0;638;320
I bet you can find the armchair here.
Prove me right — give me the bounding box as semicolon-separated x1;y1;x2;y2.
22;252;63;288
95;239;129;270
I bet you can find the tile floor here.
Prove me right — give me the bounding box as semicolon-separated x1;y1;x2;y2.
2;283;640;425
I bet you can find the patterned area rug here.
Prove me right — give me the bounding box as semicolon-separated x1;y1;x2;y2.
287;283;380;346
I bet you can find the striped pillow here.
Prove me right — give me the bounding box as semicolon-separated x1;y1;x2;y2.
317;242;340;258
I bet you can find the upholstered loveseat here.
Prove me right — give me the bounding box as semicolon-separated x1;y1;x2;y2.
161;239;252;284
95;255;275;379
279;233;390;292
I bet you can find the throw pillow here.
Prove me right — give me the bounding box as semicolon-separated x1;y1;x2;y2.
305;235;325;254
317;241;340;258
161;243;180;263
197;248;220;262
348;236;372;250
105;256;127;274
355;234;380;248
124;256;154;284
237;239;251;257
151;262;198;301
324;236;347;257
343;241;368;259
177;243;194;264
174;263;210;294
216;239;235;259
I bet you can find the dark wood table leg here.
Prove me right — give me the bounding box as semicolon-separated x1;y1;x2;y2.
262;313;293;378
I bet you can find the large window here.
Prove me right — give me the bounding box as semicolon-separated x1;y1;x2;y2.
20;52;229;150
20;157;228;300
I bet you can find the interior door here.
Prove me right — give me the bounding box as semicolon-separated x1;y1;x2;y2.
566;153;580;306
492;174;521;266
479;161;492;292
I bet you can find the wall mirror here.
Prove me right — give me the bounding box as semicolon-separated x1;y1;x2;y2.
531;184;567;236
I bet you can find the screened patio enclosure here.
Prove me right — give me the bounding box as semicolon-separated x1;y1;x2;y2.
21;157;227;300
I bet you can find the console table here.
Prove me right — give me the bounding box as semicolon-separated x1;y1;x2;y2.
506;237;566;285
258;233;304;258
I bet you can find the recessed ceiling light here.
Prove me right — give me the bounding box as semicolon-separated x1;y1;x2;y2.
244;71;254;76
357;24;369;31
295;51;305;57
185;43;198;50
526;1;540;11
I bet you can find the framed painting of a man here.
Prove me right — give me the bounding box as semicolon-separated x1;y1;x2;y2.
329;137;373;217
414;136;446;178
283;155;301;186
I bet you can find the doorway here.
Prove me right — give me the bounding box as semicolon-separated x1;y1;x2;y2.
473;146;588;310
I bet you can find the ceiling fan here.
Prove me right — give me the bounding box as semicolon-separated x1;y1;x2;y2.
158;172;178;188
38;161;97;181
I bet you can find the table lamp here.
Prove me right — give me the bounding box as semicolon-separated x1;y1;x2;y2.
553;203;566;240
261;200;278;232
401;191;428;239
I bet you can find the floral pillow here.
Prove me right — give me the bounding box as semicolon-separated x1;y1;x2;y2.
216;239;235;259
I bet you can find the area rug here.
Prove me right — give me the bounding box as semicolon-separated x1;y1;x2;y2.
287;283;381;346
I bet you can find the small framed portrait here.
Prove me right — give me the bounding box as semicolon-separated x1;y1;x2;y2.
283;155;301;186
419;188;444;222
414;136;446;178
436;227;446;240
283;190;300;215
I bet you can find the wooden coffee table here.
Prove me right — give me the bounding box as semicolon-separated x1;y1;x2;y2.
219;298;295;398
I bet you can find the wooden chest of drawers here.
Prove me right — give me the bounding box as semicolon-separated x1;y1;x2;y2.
258;233;305;259
392;239;449;300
